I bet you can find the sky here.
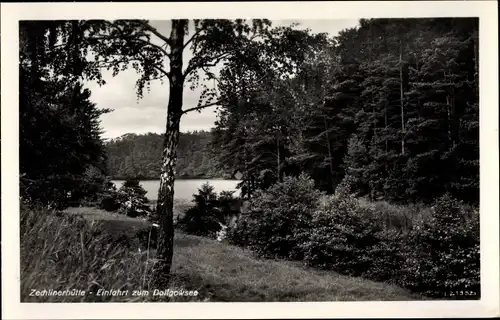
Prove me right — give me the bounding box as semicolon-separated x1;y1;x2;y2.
83;19;360;140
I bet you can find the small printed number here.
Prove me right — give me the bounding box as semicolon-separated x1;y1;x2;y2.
446;290;477;297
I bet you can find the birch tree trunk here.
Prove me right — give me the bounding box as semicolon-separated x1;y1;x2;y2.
155;19;186;286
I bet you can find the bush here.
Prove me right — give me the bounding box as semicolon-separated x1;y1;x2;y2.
117;179;151;218
398;194;480;298
20;174;81;210
178;183;226;238
93;176;122;212
302;182;411;283
227;174;323;260
301;190;385;276
98;190;121;212
20;166;121;211
78;168;122;211
218;190;241;218
362;231;407;283
224;173;479;300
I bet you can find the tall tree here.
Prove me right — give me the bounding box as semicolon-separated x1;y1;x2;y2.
287;29;360;193
87;19;309;285
214;28;334;193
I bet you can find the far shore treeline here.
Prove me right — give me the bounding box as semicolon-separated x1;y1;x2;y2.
106;131;235;180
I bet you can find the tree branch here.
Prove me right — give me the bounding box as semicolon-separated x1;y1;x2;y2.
137;21;172;47
88;35;170;58
87;20;171;73
181;72;269;115
93;57;144;69
202;66;222;88
183;27;205;50
154;65;171;79
182;97;223;114
135;44;171;80
184;51;233;78
183;31;264;79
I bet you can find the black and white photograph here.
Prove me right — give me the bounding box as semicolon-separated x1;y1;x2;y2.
1;1;499;319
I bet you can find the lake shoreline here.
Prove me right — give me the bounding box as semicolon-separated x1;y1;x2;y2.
110;176;238;181
111;178;241;201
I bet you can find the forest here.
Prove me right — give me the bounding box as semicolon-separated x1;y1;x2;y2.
106;131;229;179
213;18;479;204
18;17;480;303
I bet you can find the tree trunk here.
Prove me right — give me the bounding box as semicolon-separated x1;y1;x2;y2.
384;98;388;154
369;40;376;139
323;116;335;192
446;94;452;145
451;87;457;147
399;40;405;155
154;19;186;288
276;133;281;182
243;142;252;199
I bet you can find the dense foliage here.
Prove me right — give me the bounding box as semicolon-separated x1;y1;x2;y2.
398;194;480;297
19;21;112;208
214;18;479;205
78;166;119;209
228;174;323;260
106;131;230;179
227;175;480;299
178;183;239;238
301;188;384;275
116;179;152;218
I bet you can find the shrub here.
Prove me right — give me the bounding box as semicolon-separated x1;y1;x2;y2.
227;174;323;260
20;174;81;209
218;190;241;218
98;190;121;212
301;190;384;276
178;183;226;238
78;166;111;201
362;231;407;283
398;194;480;298
78;170;122;211
93;176;121;212
117;179;151;218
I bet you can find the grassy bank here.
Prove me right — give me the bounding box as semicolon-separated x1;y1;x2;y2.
20;205;421;302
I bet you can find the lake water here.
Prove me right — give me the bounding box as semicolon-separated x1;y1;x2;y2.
111;179;241;201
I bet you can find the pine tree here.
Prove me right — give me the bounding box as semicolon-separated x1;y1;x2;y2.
20;21;110;207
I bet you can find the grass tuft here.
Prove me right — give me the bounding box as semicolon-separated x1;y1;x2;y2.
356;198;433;234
